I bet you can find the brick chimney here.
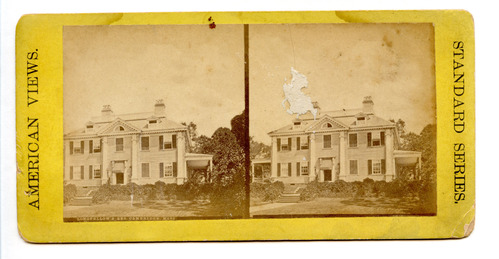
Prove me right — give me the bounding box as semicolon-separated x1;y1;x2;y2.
312;101;321;116
154;99;166;116
362;96;374;114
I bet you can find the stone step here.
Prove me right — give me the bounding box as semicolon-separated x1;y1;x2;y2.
69;197;93;206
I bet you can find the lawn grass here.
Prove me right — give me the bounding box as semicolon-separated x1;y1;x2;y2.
251;197;435;217
64;200;225;219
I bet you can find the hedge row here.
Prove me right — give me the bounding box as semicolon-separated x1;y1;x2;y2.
300;178;435;201
92;181;213;204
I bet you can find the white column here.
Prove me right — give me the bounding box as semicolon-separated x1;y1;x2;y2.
131;134;139;182
101;137;109;185
176;132;186;184
309;133;316;181
339;131;347;180
271;137;277;178
385;129;395;181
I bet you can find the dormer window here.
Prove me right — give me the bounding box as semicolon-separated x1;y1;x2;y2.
86;125;93;129
149;119;157;124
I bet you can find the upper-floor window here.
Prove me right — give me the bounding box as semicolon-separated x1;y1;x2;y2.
277;138;291;151
69;141;84;154
141;136;149;151
297;136;309;150
159;134;177;150
93;165;102;178
349;133;358;148
323;135;332;149
367;131;385;147
116;138;124;152
93;139;101;153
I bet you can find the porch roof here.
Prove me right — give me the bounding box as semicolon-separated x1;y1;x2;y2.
394;150;421;166
186;153;213;169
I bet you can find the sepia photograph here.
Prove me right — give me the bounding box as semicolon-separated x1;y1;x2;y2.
248;23;437;217
62;25;247;221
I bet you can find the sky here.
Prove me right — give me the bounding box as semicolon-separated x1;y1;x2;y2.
63;24;435;143
63;25;245;137
249;23;436;144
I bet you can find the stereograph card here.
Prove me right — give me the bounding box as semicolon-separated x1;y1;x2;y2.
16;10;475;242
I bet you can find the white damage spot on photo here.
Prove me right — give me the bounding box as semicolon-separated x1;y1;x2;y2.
281;67;318;119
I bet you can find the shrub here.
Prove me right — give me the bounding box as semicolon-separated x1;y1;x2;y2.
63;184;77;205
250;181;284;202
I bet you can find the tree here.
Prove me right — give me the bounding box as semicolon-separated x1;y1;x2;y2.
230;110;247;149
209;127;246;217
250;139;271;160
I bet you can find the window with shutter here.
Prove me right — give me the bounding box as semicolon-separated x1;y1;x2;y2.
296;162;300;176
380;132;385;146
89;140;93;154
89;165;93;179
349;160;358;175
80;165;84;180
70;141;73;155
70;166;73;180
277;138;281;152
277;163;281;177
172;134;177;148
349;134;357;148
173;162;178;177
296;137;300;150
141;163;150;177
141;137;149;151
368;160;372;175
159;136;164;150
159;163;164;178
323;135;331;148
116;138;124;151
288;162;292;176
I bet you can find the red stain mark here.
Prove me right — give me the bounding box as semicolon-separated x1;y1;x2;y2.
208;16;216;29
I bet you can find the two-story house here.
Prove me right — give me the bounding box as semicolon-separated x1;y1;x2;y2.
265;96;421;184
63;100;213;188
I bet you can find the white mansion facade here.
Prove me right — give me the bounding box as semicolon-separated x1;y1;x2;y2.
64;100;212;187
253;97;421;184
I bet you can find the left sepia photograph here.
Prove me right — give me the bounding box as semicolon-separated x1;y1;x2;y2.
62;25;247;221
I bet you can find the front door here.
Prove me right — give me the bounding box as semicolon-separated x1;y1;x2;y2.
324;169;332;182
116;172;124;184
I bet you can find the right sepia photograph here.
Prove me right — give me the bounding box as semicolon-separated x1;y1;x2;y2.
248;23;437;218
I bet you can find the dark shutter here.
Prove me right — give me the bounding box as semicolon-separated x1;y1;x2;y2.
81;166;84;179
89;140;93;154
381;159;386;174
367;133;372;147
172;134;177;148
81;141;85;154
296;162;300;176
381;132;385;146
277;138;281;151
89;165;93;179
159;136;163;150
277;163;281;177
368;160;372;175
70;166;73;180
69;141;73;155
173;162;178;177
288;138;292;150
159;163;164;178
297;137;301;150
288;162;292;176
